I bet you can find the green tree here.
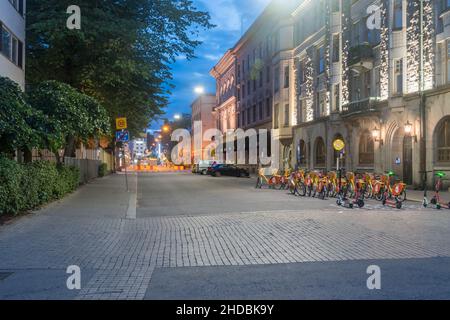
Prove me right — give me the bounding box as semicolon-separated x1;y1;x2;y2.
0;77;41;158
26;0;214;136
27;81;110;163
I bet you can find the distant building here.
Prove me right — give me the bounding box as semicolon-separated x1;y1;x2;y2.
191;94;216;162
0;0;26;90
132;138;147;160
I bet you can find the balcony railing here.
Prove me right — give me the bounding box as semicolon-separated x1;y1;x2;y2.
348;43;374;67
341;97;381;117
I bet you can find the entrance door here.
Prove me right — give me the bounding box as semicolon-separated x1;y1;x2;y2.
403;136;413;185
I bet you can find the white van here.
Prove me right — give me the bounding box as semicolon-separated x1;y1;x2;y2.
195;160;220;175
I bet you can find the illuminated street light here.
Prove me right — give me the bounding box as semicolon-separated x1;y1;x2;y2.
162;125;170;133
174;114;182;120
194;86;205;95
404;121;413;135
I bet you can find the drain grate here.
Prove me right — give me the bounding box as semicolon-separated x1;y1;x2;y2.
0;272;13;281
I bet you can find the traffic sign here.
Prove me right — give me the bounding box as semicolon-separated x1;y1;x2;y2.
116;130;129;142
333;139;345;151
116;117;128;130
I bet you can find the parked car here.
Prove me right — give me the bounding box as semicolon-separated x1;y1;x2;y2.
195;160;220;175
208;164;250;177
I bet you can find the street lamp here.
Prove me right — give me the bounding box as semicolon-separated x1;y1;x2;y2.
372;127;384;145
405;120;418;143
194;86;205;95
162;125;170;133
174;114;181;121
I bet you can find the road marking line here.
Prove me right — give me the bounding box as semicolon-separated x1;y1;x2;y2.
126;174;138;220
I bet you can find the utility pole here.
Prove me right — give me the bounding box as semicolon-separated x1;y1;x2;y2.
419;0;427;189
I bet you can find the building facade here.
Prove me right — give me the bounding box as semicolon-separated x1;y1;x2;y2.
212;0;450;187
191;94;216;161
0;0;25;90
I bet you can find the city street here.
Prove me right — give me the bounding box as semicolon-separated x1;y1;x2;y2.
1;172;450;300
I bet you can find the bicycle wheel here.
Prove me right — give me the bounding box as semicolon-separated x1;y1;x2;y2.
397;190;406;202
297;182;307;197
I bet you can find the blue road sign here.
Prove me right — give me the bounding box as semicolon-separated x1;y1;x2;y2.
116;130;129;142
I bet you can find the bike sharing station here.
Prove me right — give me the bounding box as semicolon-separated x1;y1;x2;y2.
256;138;412;210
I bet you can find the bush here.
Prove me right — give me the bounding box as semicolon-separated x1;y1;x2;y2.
0;157;26;215
0;157;80;215
98;163;108;177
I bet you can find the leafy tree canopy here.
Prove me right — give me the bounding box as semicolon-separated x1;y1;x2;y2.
27;80;111;159
27;0;214;136
0;77;41;155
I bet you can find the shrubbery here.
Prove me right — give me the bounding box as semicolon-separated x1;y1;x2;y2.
0;157;80;215
98;163;109;177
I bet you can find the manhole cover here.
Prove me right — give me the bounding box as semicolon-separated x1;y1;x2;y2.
0;272;13;281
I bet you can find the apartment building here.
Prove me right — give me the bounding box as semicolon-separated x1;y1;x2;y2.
288;0;450;187
211;1;300;170
0;0;25;90
191;93;216;161
212;0;450;187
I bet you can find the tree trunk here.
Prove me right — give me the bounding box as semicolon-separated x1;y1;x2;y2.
22;147;32;163
64;135;76;158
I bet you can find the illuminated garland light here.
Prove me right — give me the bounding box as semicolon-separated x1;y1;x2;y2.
379;1;389;101
341;9;350;106
407;0;434;93
324;0;331;116
305;53;314;122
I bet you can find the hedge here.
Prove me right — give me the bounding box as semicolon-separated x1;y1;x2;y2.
98;163;108;177
0;157;80;215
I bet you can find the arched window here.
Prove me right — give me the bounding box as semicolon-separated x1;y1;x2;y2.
297;139;307;166
359;130;374;165
315;137;326;167
437;118;450;163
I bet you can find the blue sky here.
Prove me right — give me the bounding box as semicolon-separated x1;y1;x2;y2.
150;0;272;130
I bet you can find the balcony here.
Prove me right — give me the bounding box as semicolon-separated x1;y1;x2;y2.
348;43;374;72
341;97;381;117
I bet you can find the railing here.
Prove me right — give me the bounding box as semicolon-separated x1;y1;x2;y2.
348;43;374;66
341;97;381;116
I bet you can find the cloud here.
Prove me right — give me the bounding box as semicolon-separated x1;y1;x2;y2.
197;0;242;31
204;54;222;61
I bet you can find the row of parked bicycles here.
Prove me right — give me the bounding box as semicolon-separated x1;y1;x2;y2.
255;168;407;209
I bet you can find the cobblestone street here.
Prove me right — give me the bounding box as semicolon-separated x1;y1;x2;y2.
1;173;450;299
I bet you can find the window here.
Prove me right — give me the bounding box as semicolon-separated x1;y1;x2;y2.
315;138;326;168
266;66;271;83
284;104;289;127
0;25;23;68
247;80;251;95
259;102;263;121
359;131;375;165
317;46;325;74
332;34;340;62
394;59;403;94
298;140;307;166
252;105;257;122
8;0;24;15
437;118;450;162
242;85;246;99
393;0;403;30
274;67;280;93
447;41;450;83
274;104;279;129
266;98;271;117
284;66;290;88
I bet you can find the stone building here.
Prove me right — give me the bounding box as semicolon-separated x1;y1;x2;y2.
213;0;450;187
191;93;216;162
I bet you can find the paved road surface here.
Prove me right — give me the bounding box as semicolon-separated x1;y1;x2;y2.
0;172;449;299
